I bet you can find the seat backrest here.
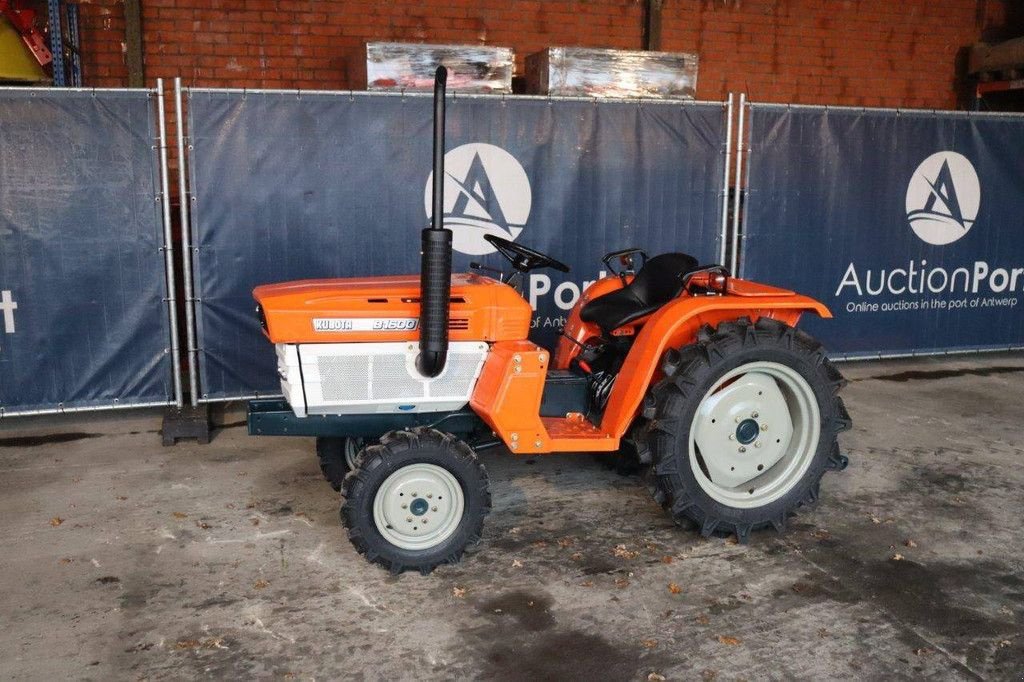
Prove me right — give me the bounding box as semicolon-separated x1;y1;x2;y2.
629;252;700;305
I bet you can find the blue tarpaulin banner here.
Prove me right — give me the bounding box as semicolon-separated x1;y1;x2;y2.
0;89;174;415
741;105;1024;358
187;91;727;400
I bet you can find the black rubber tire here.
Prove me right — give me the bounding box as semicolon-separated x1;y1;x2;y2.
316;437;363;491
647;317;851;543
598;425;650;476
340;427;490;575
597;451;643;476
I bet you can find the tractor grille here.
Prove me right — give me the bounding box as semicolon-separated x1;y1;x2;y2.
289;341;489;415
315;356;376;403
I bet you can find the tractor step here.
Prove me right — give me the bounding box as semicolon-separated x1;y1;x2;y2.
540;415;619;452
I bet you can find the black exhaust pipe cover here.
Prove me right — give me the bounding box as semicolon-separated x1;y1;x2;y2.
417;66;452;378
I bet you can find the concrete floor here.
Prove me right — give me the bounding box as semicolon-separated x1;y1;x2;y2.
1;353;1022;681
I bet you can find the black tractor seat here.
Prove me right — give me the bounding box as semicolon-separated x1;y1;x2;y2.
580;252;700;334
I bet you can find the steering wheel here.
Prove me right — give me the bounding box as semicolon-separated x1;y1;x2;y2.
484;234;570;273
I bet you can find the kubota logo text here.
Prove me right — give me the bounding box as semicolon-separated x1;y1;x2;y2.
905;151;980;246
424;143;531;256
313;318;418;332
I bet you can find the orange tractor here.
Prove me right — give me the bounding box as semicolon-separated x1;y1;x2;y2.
249;68;851;574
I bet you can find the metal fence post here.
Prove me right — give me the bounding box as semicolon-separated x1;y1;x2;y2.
174;78;200;407
740;98;754;279
729;93;746;275
156;79;184;407
719;93;734;266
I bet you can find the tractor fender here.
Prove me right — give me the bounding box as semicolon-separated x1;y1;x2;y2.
599;291;831;438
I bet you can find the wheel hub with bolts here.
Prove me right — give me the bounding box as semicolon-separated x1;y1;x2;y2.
372;463;465;551
735;418;760;445
690;361;820;507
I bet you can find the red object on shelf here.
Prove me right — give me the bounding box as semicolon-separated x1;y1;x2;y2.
976;79;1024;97
0;0;53;67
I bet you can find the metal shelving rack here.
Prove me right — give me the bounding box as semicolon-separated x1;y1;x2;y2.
46;0;81;87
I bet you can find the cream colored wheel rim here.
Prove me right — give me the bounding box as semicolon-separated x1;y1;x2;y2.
344;438;364;470
689;361;820;509
372;463;465;551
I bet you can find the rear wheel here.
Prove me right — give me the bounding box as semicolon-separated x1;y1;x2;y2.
599;426;649;476
648;317;851;542
340;428;490;574
317;437;365;491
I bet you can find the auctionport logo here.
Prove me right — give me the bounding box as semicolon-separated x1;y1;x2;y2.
905;151;980;246
838;150;1023;307
424;143;531;256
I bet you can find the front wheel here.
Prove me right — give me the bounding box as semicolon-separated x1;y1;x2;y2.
647;317;851;542
340;428;490;575
316;436;365;491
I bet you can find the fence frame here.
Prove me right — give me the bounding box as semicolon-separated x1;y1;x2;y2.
5;86;1022;419
739;99;1024;361
173;78;201;408
0;83;182;418
180;87;735;403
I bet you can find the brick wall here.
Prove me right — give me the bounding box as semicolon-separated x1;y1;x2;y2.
661;0;1007;108
76;0;1007;109
77;0;129;85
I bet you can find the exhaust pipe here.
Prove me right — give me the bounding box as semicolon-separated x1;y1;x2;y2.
417;66;452;378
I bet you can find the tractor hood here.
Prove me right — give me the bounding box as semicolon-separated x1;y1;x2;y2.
254;273;532;344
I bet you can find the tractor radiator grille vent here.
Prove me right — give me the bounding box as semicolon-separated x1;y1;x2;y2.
281;341;489;416
448;318;470;330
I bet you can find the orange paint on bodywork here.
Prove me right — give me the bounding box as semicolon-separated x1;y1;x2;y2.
254;273;532;344
257;267;830;455
554;274;626;370
470;340;619;453
598;282;830;439
554;273;831;443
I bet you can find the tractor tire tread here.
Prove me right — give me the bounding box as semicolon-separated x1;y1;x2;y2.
316;437;348;492
643;317;851;543
340;427;490;575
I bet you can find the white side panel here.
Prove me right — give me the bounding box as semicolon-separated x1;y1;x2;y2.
276;341;488;416
276;344;307;418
